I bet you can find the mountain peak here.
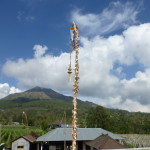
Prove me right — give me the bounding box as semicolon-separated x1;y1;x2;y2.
25;86;67;100
1;86;66;101
32;86;42;89
27;86;58;93
27;86;46;92
0;86;97;109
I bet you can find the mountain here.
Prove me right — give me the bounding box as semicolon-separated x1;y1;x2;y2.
2;86;70;101
1;86;97;106
0;86;150;134
0;86;97;126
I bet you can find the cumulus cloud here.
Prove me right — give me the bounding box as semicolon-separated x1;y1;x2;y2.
2;22;150;112
97;96;150;113
0;83;21;99
71;1;141;36
33;45;48;58
2;46;71;91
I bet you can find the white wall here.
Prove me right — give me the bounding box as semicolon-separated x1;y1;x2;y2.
12;138;30;150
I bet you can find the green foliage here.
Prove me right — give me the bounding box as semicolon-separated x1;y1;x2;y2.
0;86;150;147
0;98;91;127
0;125;44;148
86;106;110;129
0;87;92;129
84;106;150;134
109;110;150;134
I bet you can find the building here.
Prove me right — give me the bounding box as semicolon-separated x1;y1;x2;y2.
37;128;125;150
49;121;72;129
12;135;37;150
49;121;63;128
85;134;127;149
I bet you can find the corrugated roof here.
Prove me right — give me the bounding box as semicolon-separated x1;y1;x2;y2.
37;128;123;142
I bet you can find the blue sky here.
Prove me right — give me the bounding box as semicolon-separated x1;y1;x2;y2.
1;0;150;112
0;0;117;60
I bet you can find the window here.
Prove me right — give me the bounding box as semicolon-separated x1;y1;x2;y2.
17;146;24;150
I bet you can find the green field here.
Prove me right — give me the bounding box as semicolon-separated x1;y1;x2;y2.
0;125;45;148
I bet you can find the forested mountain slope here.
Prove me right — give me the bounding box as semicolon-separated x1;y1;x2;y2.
0;87;150;134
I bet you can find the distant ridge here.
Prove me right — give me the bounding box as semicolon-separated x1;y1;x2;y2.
0;86;97;106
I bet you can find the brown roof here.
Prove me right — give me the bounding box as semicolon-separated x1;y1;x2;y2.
22;135;37;143
86;134;126;149
51;120;64;125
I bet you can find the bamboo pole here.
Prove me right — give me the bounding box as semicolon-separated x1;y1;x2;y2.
70;22;79;150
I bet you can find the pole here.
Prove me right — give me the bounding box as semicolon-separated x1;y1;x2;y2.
22;112;28;127
70;22;79;150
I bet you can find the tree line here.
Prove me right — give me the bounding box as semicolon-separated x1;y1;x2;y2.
0;99;150;134
80;106;150;134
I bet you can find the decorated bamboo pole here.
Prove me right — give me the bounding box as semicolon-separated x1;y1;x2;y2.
68;22;79;150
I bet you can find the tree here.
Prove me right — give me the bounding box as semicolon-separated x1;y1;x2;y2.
86;106;110;129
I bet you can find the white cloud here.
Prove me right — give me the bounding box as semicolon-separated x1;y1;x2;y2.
33;45;48;58
71;1;141;36
2;48;71;91
0;83;21;99
2;21;150;112
98;96;150;113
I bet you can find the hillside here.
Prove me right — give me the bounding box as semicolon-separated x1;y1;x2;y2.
0;87;96;127
2;86;70;101
0;86;150;134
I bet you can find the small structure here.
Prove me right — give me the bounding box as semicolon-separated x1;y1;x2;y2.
60;124;72;128
49;121;63;128
37;128;125;150
12;135;37;150
49;121;72;129
86;134;127;149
